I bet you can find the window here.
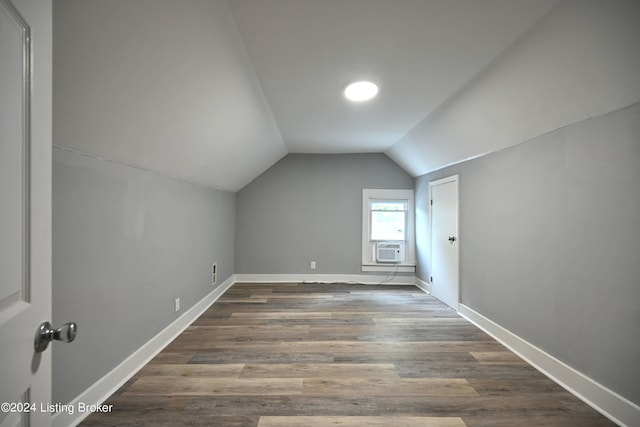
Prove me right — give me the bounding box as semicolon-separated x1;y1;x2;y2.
362;189;415;271
370;200;407;241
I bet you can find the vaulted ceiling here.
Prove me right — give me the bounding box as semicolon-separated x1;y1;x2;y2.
53;0;560;191
229;0;558;155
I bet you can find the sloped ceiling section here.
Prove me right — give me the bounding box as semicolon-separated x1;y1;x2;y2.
228;0;559;155
53;0;287;191
54;0;579;190
387;0;640;177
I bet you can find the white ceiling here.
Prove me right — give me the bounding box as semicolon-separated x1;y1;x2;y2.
229;0;560;154
53;0;561;191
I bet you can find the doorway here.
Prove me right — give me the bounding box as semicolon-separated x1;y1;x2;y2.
429;175;459;310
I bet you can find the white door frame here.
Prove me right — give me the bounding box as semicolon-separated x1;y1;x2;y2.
0;0;52;425
429;175;460;310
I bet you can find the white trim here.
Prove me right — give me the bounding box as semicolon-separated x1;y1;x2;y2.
362;189;416;267
429;175;459;187
459;304;640;427
428;175;460;311
50;274;638;427
53;275;235;427
414;277;431;294
233;273;415;285
362;265;415;273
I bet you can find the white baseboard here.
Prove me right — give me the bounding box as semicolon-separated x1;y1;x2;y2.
414;277;431;294
53;275;235;427
233;273;415;285
459;304;640;427
53;272;413;427
57;275;637;427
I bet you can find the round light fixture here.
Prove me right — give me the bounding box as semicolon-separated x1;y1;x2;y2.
344;81;378;102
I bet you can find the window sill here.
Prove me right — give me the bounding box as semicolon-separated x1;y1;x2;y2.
362;264;416;273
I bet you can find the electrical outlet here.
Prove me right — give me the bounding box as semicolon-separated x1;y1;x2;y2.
174;297;180;312
310;261;316;270
211;262;217;286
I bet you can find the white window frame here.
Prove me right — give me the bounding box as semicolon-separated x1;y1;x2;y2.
362;189;416;272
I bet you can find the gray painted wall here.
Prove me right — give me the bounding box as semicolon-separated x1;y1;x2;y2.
52;148;235;404
235;153;414;274
415;103;640;404
389;0;640;177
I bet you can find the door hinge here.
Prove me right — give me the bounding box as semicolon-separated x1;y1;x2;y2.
430;276;433;283
430;199;433;206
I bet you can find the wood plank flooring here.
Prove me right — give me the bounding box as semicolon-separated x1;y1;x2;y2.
81;283;616;426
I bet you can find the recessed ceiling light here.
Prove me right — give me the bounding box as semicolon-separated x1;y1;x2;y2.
344;81;378;102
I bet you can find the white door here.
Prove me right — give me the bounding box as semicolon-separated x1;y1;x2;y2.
430;176;459;310
1;0;52;426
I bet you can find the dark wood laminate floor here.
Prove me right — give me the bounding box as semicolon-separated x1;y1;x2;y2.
81;283;616;426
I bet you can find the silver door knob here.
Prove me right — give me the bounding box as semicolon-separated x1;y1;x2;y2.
448;236;456;243
34;321;77;353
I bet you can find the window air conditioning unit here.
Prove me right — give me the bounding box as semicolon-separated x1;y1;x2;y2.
376;242;403;263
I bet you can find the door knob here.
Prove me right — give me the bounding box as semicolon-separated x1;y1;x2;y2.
448;236;456;243
34;321;77;353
